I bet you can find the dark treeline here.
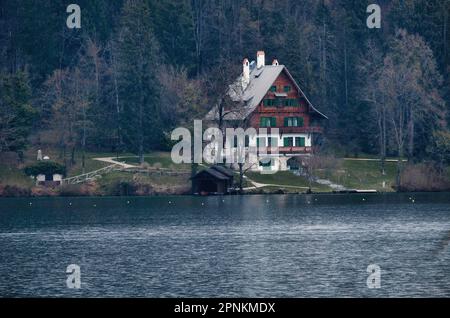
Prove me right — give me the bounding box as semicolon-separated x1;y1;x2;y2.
0;0;449;170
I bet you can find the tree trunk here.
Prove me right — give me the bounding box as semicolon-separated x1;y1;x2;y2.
407;114;414;162
71;146;76;166
191;134;198;194
239;163;244;193
396;148;403;191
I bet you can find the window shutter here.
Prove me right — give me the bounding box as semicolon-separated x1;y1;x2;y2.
271;117;276;127
298;117;304;127
296;137;305;147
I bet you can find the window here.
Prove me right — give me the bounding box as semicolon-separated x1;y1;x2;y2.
289;99;299;106
268;137;278;147
245;136;250;147
283;137;294;147
263;99;276;107
278;99;299;107
259;158;272;167
270;85;277;92
295;137;305;147
284;117;304;127
260;117;276;127
284;85;291;92
257;137;266;147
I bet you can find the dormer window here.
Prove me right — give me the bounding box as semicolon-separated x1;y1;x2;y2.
284;85;291;92
270;86;277;92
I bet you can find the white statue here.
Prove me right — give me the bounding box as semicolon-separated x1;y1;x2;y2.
37;149;42;161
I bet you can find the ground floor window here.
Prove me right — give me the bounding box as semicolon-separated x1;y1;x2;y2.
259;158;272;167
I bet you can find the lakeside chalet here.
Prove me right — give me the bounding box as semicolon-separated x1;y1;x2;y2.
206;51;327;172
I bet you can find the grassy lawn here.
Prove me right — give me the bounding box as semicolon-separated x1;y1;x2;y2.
315;159;398;192
246;171;330;192
121;152;191;171
96;170;190;195
0;165;34;188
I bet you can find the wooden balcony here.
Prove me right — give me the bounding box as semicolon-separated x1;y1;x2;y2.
253;146;312;154
258;126;323;134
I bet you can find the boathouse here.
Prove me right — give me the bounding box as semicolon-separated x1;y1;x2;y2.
191;165;234;195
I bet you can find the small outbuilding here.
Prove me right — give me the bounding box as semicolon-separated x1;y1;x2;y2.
24;160;66;188
36;173;63;187
191;165;234;195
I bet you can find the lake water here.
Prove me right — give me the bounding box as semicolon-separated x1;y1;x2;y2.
0;193;449;298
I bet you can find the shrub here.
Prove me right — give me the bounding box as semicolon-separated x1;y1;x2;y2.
398;163;450;192
308;155;342;170
0;185;31;197
59;182;98;196
112;181;137;196
24;161;65;177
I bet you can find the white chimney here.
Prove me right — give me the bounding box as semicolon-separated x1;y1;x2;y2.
257;51;265;69
242;58;250;89
272;59;279;66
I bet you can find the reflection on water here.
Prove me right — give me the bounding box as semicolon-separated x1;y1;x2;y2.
0;193;449;297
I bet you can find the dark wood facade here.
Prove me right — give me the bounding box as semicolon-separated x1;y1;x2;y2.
249;71;323;137
191;165;234;195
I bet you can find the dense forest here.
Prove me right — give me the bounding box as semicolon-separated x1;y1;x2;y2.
1;0;449;172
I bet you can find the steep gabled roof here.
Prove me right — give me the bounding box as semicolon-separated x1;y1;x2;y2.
205;64;328;121
210;165;234;178
190;166;231;181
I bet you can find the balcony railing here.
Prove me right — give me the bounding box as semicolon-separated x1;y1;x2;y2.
258;127;323;134
252;146;312;154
